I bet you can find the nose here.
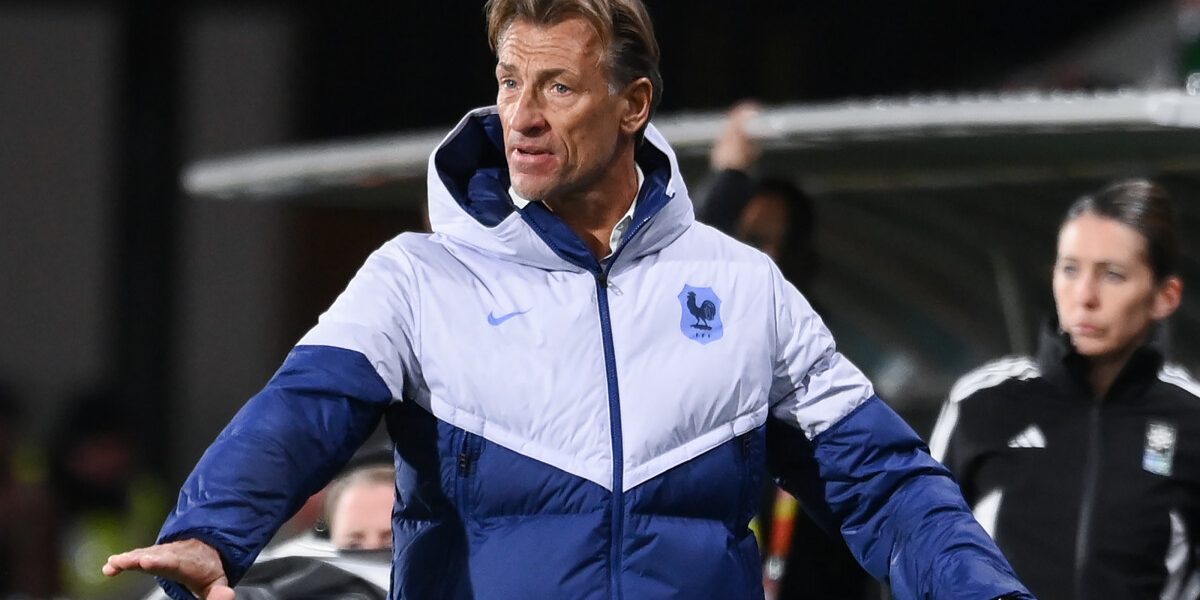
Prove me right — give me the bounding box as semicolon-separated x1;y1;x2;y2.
1074;273;1100;309
507;87;548;137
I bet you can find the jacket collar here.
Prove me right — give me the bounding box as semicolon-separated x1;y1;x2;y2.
1036;318;1166;402
425;106;694;273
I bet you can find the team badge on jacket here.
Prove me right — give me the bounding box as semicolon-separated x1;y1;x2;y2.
1143;421;1177;477
678;285;723;344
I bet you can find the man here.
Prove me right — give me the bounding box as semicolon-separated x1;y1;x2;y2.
104;1;1033;599
322;463;394;552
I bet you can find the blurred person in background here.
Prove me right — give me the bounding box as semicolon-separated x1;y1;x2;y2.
104;1;1032;599
931;179;1200;599
143;449;395;600
696;102;873;600
51;389;167;600
322;463;394;551
263;446;395;557
0;384;58;598
698;102;818;289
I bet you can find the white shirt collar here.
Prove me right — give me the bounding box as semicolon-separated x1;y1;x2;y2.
509;165;644;259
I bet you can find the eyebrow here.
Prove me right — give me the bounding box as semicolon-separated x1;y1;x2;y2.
1057;256;1130;270
496;62;572;82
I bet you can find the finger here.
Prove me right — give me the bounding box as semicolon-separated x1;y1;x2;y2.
732;99;760;112
104;548;152;575
729;102;761;124
139;551;181;573
206;582;236;600
107;549;189;582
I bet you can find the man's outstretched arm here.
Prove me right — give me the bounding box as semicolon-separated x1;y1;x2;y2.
762;258;1033;600
103;345;394;600
103;241;418;600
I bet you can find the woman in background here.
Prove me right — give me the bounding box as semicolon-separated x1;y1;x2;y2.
931;179;1200;600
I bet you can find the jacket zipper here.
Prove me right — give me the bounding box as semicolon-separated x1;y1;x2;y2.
456;431;481;515
1073;401;1103;600
595;270;625;600
524;199;652;600
593;202;657;600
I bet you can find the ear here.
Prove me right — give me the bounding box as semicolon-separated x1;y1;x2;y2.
618;77;653;136
1151;276;1183;320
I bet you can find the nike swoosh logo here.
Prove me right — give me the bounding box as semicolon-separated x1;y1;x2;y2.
487;309;528;326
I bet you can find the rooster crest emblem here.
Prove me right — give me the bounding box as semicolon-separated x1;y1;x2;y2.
677;285;724;344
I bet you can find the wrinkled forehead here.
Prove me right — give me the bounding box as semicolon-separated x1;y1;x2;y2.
493;7;611;47
495;16;608;66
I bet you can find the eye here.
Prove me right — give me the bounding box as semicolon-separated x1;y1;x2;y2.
1104;269;1127;282
550;82;571;95
498;78;517;91
1058;263;1078;277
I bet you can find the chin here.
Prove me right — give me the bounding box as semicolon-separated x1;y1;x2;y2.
511;179;549;202
1071;339;1120;359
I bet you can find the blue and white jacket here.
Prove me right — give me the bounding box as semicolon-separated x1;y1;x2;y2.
156;108;1033;600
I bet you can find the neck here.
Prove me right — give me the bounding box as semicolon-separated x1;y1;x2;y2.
544;146;638;258
1085;341;1143;400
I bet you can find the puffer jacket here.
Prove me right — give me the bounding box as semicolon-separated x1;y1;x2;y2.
155;107;1032;600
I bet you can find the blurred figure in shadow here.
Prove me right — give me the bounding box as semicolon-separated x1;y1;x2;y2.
696;102;874;600
264;447;395;557
273;426;394;545
931;179;1200;599
322;464;394;551
49;388;167;600
699;102;818;289
0;383;58;598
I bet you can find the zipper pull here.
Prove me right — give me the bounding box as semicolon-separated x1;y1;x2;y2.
597;272;623;295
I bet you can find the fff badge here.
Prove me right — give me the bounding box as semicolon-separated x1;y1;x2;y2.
1143;421;1177;477
678;285;723;345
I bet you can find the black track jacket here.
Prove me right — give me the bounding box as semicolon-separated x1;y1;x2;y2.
931;326;1200;600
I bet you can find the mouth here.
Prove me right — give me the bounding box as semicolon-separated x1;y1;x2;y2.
513;145;551;156
509;145;556;170
1071;324;1103;337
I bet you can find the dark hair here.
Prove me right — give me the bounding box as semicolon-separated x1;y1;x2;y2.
484;0;663;122
755;178;819;286
1063;179;1180;281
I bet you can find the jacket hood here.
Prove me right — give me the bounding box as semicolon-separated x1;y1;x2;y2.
425;106;695;272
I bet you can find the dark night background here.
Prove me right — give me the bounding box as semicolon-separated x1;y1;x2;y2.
1;1;1194;597
292;1;1149;137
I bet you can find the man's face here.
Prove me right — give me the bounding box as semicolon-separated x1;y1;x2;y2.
329;481;394;551
496;17;628;202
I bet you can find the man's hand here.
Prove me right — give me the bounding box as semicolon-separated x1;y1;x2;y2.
103;538;234;600
709;101;761;172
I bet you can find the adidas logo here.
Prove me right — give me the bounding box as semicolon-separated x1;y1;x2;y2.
1007;424;1046;449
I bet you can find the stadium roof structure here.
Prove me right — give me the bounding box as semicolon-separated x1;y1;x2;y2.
184;88;1200;205
181;89;1200;424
